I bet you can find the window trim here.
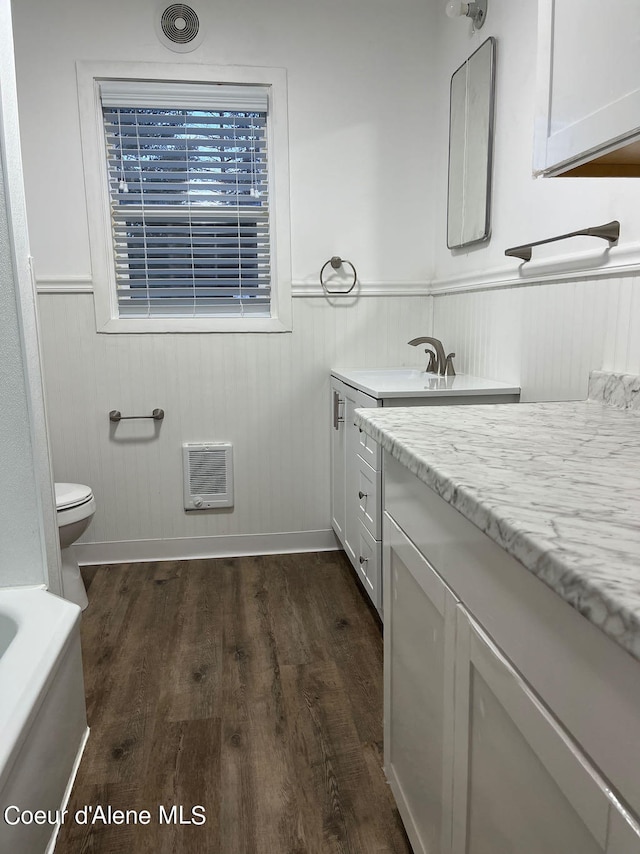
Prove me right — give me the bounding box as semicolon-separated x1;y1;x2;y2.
77;60;292;333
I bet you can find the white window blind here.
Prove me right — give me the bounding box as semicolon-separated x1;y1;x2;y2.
100;81;271;318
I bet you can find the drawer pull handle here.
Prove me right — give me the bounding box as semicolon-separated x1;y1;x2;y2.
359;491;367;499
333;390;344;429
359;556;368;564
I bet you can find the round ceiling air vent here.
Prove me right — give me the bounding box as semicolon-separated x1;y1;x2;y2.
156;3;203;52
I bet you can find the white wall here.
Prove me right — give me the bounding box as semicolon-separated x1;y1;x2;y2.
0;0;60;589
14;0;436;287
429;1;640;400
12;0;436;558
433;276;640;402
38;293;431;559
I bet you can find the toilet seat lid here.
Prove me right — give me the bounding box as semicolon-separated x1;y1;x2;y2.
55;482;93;510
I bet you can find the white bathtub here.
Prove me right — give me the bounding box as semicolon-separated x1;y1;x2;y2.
0;588;88;854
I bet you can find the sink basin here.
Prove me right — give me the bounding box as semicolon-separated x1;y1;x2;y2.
331;367;521;400
346;368;429;382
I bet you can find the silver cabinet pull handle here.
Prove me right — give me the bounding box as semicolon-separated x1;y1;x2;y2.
358;491;367;499
333;391;344;430
109;408;164;422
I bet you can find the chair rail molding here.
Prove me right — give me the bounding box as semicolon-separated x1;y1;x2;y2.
291;279;430;297
430;240;640;296
37;243;640;300
36;276;430;298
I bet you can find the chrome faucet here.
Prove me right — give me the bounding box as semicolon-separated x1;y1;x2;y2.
408;337;456;376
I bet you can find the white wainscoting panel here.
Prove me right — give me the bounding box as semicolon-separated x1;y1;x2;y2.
433;275;640;402
37;293;432;554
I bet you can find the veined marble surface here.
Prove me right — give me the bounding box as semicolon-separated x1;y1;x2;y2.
589;370;640;410
355;393;640;661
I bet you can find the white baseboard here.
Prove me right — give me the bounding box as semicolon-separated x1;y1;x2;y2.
75;529;340;566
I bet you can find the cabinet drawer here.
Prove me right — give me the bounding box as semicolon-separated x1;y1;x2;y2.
355;390;381;469
357;521;381;614
357;425;380;469
357;456;381;539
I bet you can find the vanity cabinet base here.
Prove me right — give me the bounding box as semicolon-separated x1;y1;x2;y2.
384;451;640;851
330;372;519;618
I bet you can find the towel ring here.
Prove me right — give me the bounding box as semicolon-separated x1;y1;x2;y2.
320;256;358;295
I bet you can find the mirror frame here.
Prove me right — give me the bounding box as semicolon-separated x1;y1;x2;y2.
446;36;496;250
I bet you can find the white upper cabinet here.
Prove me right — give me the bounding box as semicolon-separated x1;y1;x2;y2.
534;0;640;176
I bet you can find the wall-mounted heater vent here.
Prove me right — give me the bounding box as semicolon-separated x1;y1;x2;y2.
183;443;233;510
156;3;204;53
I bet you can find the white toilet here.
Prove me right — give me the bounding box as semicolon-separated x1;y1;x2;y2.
55;482;96;611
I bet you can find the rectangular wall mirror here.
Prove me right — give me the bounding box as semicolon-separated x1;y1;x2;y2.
447;37;496;249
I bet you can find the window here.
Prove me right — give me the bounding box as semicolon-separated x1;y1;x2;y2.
77;63;291;332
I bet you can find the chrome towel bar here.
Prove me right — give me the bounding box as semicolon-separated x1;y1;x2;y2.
109;409;165;423
505;220;620;263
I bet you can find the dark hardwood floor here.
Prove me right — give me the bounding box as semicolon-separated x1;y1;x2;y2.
54;551;413;854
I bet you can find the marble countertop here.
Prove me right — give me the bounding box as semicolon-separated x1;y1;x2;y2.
331;367;520;399
354;371;640;662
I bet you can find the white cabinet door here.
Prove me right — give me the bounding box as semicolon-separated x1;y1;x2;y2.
535;0;640;174
330;377;346;543
451;606;631;854
383;512;457;854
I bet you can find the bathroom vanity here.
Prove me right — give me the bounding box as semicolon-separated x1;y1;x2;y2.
330;368;519;614
354;371;640;854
